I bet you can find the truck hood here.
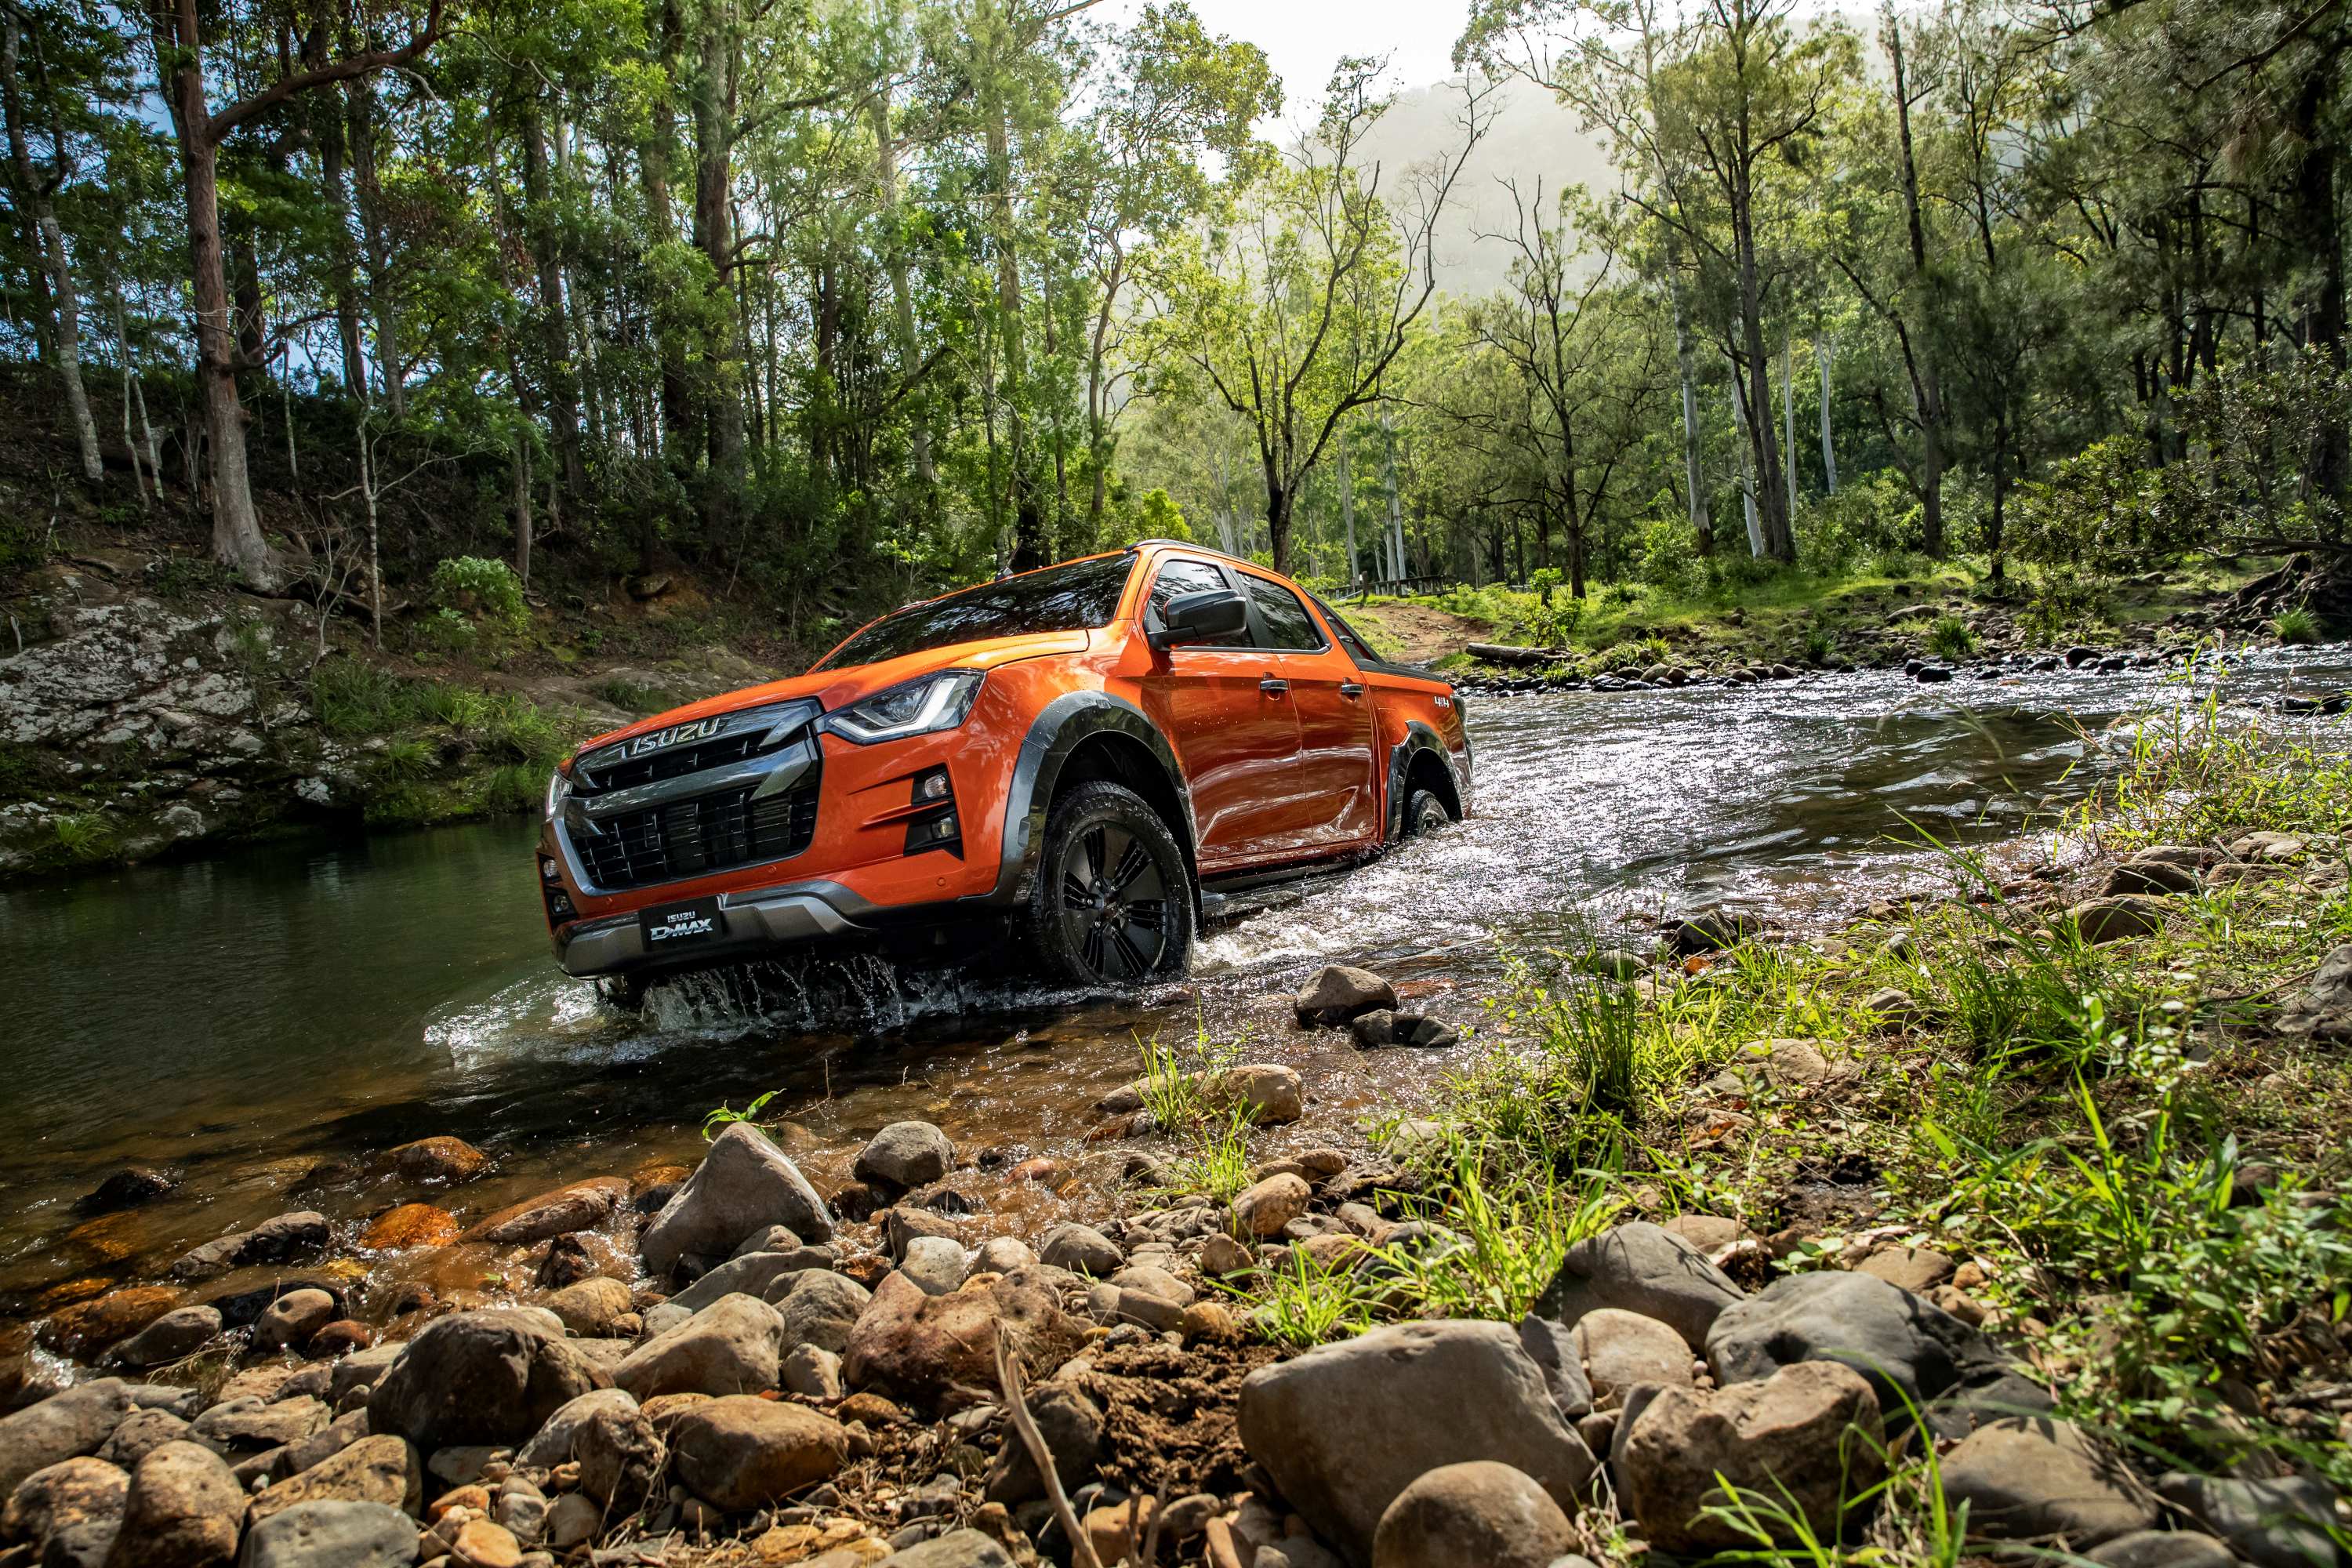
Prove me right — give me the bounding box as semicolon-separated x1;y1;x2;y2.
567;630;1095;762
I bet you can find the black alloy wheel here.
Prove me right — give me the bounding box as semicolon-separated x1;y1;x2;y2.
1030;781;1195;988
1407;786;1453;836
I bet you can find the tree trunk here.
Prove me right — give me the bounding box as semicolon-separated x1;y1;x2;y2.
1733;172;1793;562
1780;322;1798;518
2289;72;2347;503
869;91;932;486
2;9;101;485
524;109;585;497
347;71;404;416
320;85;368;397
692;3;744;535
1817;336;1838;493
985;79;1044;570
1887;12;1946;557
646;0;692;470
1265;474;1293;575
1730;372;1763;557
1338;437;1356;586
152;6;279;589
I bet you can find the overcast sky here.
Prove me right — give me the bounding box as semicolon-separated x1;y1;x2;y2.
1101;0;1472;118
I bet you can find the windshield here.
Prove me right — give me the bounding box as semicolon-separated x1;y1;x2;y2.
813;554;1136;671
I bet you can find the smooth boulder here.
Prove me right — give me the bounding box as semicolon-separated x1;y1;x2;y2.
614;1294;785;1399
107;1442;240;1568
1294;964;1397;1025
1938;1417;2157;1547
854;1123;955;1193
367;1309;608;1450
640;1123;834;1276
1530;1221;1745;1351
3;1455;128;1568
235;1501;417;1568
1238;1319;1597;1568
1371;1461;1573;1568
1617;1361;1885;1554
668;1396;847;1511
0;1381;136;1497
767;1270;872;1356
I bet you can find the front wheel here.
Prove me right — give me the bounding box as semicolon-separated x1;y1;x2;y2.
1028;781;1196;989
1406;786;1454;837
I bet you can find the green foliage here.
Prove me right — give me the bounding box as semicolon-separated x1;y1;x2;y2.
430;557;528;632
701;1089;782;1142
1924;614;1977;659
49;811;115;862
2270;606;2321;644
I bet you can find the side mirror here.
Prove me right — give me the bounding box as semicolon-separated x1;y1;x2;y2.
1150;588;1249;649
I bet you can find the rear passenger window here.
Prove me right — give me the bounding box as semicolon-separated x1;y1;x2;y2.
1240;574;1326;651
1147;560;1247;647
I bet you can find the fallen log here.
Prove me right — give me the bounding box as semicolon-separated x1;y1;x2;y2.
1465;641;1561;667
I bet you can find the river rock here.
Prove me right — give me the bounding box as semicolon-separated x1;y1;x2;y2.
368;1309;608;1450
0;1381;136;1497
514;1388;637;1470
668;1396;847;1512
1573;1308;1695;1402
357;1203;459;1250
767;1270;872;1356
1202;1064;1305;1124
1515;1317;1594;1421
615;1294;784;1399
1706;1270;2047;1434
843;1269;1081;1407
1857;1246;1956;1294
1038;1223;1123;1276
2068;895;2169;944
782;1345;844;1400
670;1250;826;1314
1371;1461;1573;1568
1938;1417;2156;1545
1294;965;1397;1025
3;1455;127;1568
877;1531;1015;1566
1238;1319;1597;1567
2157;1472;2346;1568
240;1500;419;1568
383;1136;488;1185
982;1380;1102;1505
1531;1221;1745;1350
901;1236;967;1297
169;1211;328;1280
246;1435;420;1525
2087;1530;2241;1568
641;1123;835;1276
328;1345;404;1407
1666;906;1764;954
542;1276;631;1337
1618;1361;1885;1554
42;1289;183;1359
82;1167;178;1213
253;1290;340;1353
278;1410;368;1479
575;1403;663;1509
96;1410;191;1472
968;1237;1036;1279
458;1177;628;1245
105;1305;222;1369
855;1123;956;1193
193;1396;328;1454
107;1442;240;1568
1233;1174;1312;1239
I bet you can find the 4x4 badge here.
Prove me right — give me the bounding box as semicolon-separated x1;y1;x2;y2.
626;715;727;757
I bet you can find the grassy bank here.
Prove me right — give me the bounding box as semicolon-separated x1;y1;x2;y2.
1345;555;2281;678
1142;691;2352;1548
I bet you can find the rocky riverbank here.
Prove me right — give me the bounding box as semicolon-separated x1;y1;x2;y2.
4;707;2351;1568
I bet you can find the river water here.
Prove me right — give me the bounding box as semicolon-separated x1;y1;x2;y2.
4;648;2347;1319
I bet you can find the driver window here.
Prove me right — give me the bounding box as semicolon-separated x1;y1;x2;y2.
1147;560;1247;647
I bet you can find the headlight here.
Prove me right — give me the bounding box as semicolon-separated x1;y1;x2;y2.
820;670;985;745
544;765;572;821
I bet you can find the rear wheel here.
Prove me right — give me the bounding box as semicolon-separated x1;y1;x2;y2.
1406;786;1453;837
1029;781;1195;989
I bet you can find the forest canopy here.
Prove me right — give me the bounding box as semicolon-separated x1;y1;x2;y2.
1;0;2347;627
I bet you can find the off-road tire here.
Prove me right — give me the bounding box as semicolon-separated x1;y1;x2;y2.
1028;781;1195;989
1406;786;1453;836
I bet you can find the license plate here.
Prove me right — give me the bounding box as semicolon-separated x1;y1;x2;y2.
639;896;724;949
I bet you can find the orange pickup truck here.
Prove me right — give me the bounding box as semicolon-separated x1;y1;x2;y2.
535;543;1470;999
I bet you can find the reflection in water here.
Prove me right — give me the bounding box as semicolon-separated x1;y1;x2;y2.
2;648;2346;1303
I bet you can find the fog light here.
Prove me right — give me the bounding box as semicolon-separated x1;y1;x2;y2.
920;771;950;800
932;811;957;839
548;890;574;917
540;856;561;882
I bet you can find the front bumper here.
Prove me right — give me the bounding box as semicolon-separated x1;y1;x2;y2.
552;880;874;978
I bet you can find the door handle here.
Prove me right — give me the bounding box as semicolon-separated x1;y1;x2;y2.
1339;681;1365;698
1259;677;1290;696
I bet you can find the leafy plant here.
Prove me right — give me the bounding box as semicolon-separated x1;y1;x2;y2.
2270;606;2321;645
1925;614;1978;659
702;1089;781;1140
49;811;114;862
1223;1244;1385;1349
430;555;529;631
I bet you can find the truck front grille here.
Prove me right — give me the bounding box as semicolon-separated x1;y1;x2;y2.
572;780;820;892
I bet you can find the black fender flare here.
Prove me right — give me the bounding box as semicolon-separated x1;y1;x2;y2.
978;690;1196;909
1385;720;1468;842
